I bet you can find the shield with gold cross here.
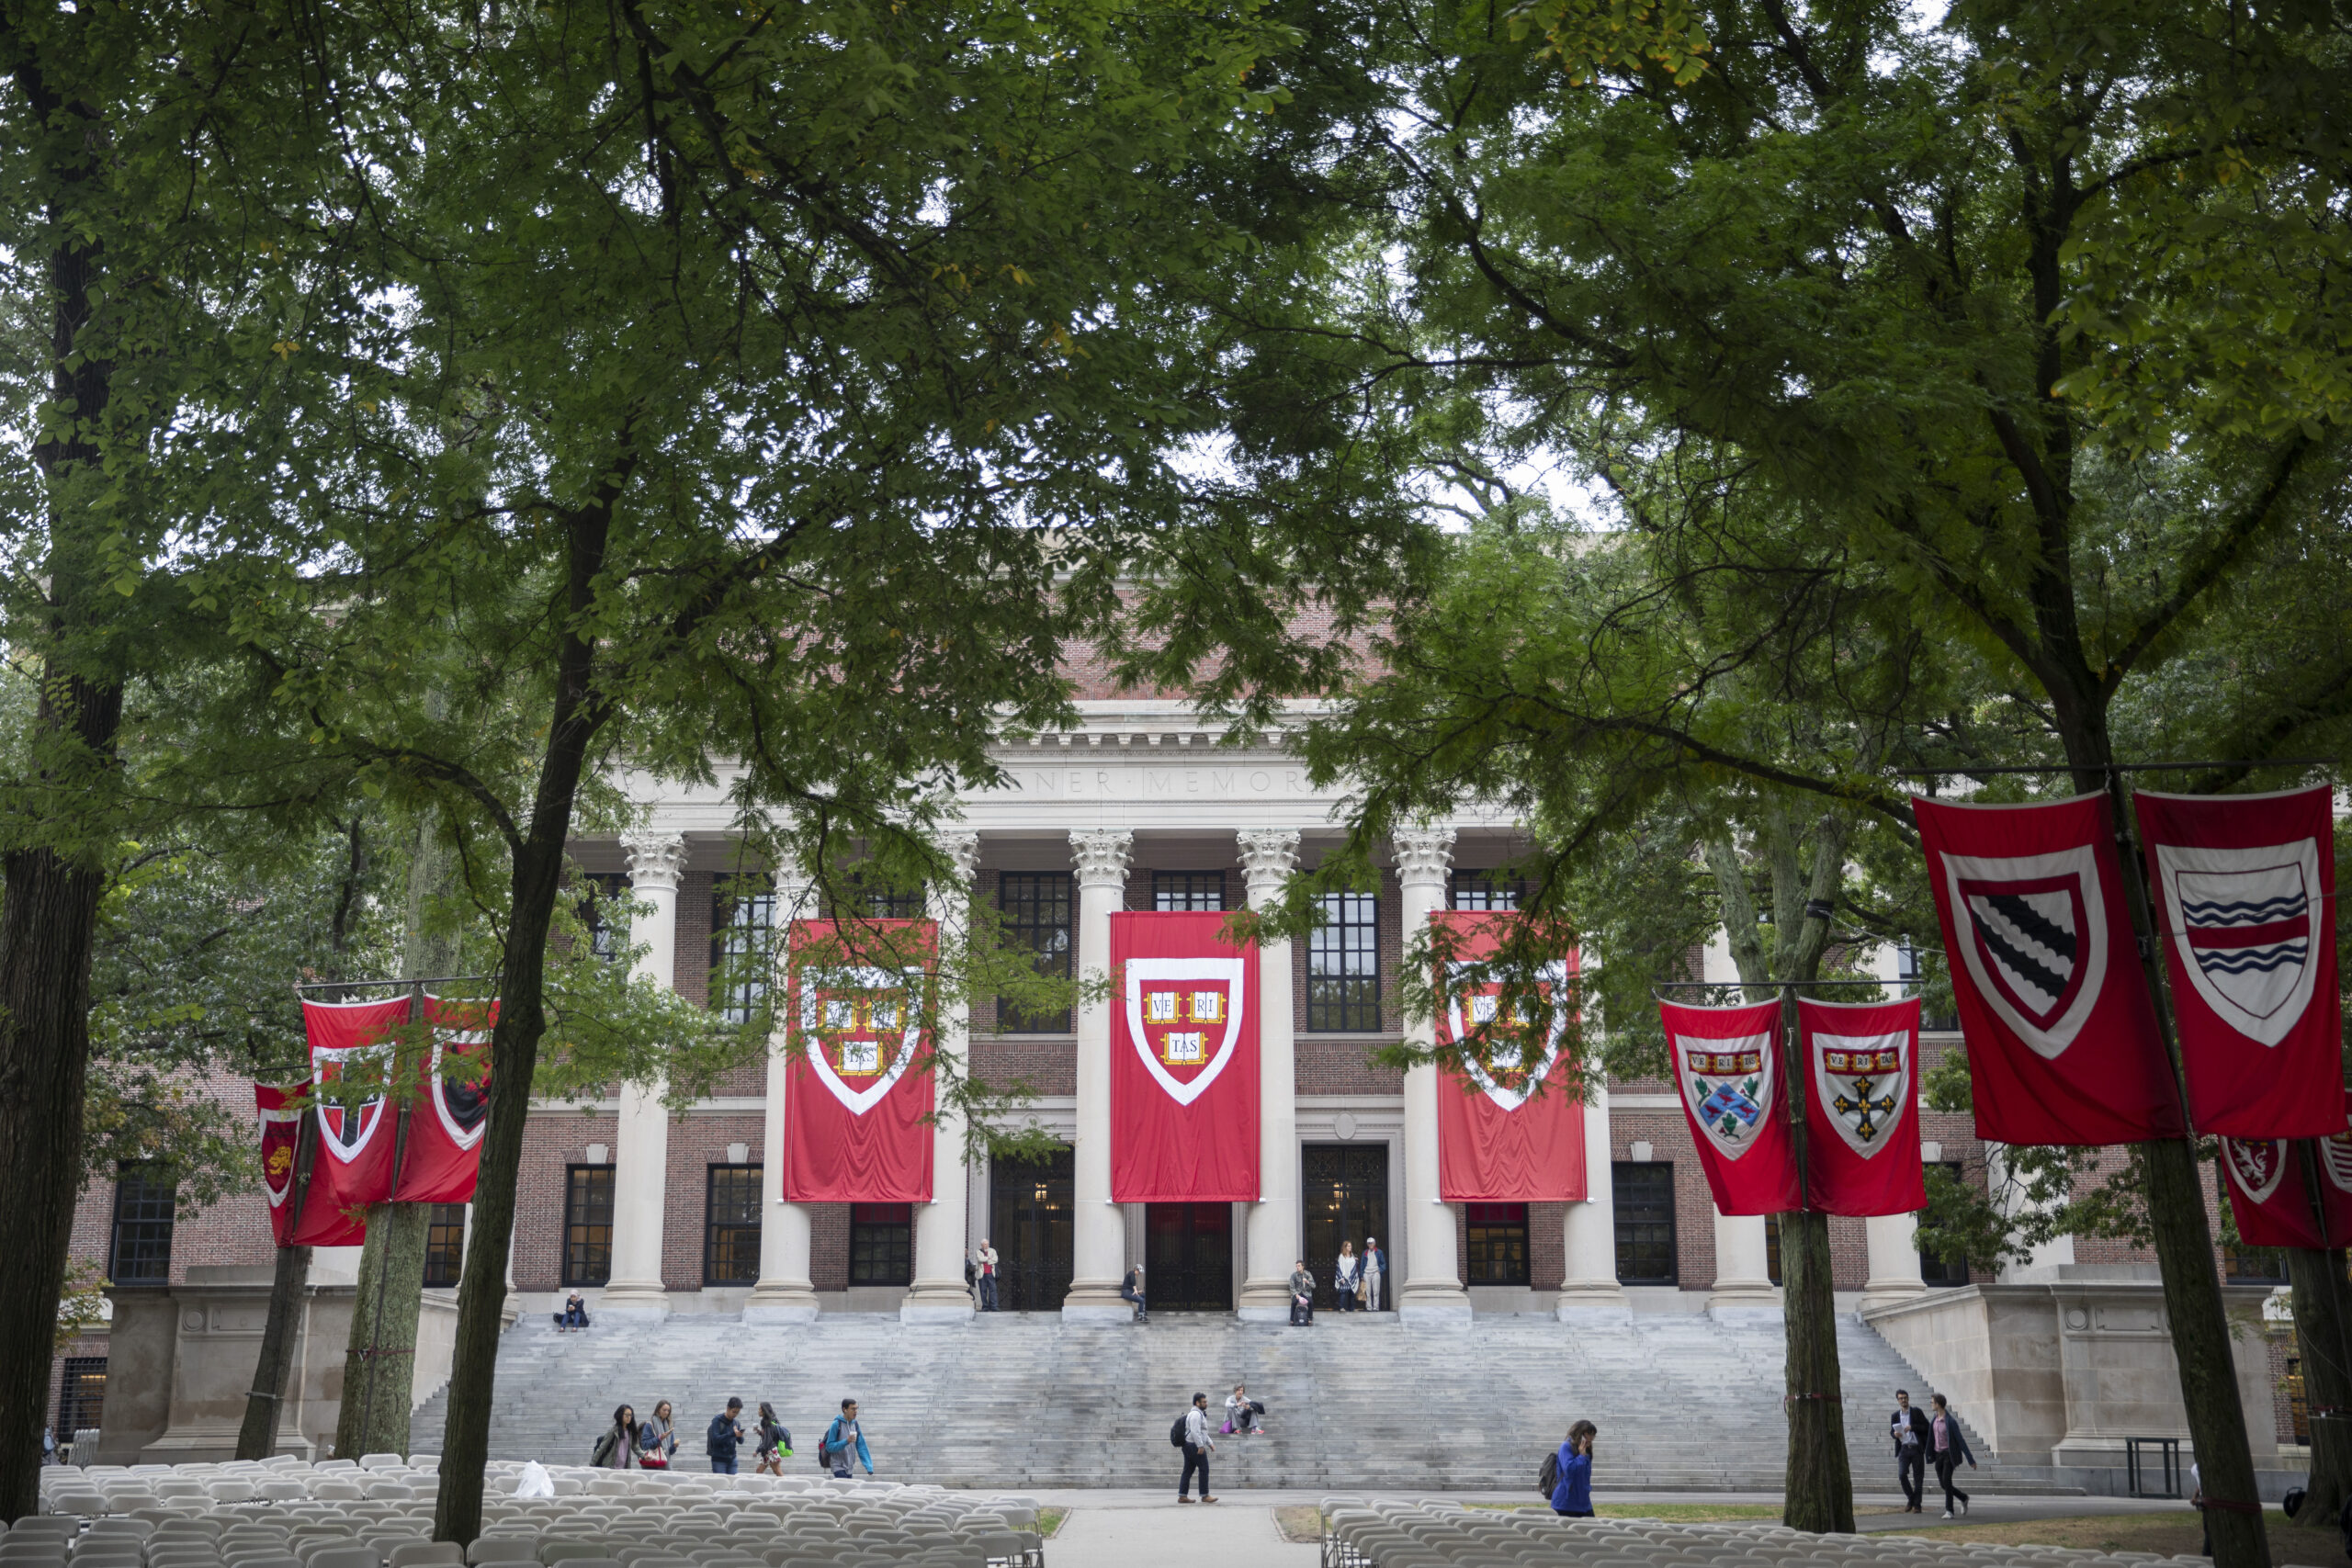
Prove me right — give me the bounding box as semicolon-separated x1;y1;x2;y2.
1810;1030;1909;1159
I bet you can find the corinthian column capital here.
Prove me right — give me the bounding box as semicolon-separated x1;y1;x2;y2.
1069;829;1134;890
619;829;687;892
1391;826;1456;891
1236;829;1301;908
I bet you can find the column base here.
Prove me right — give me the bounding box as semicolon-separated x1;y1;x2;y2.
1061;1280;1136;1324
1236;1277;1295;1322
1706;1280;1781;1321
741;1280;820;1325
594;1281;672;1322
1858;1279;1928;1314
899;1281;976;1324
1555;1283;1632;1324
1397;1281;1473;1326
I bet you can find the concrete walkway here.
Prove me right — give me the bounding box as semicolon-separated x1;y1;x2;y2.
1054;1498;1320;1565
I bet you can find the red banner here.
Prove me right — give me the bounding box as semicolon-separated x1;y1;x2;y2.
783;920;936;1203
1797;997;1926;1217
255;1082;365;1248
1661;998;1802;1215
1111;911;1260;1202
303;997;408;1232
391;996;496;1203
2219;1099;2352;1248
1430;912;1586;1201
2135;786;2342;1138
1914;794;2183;1145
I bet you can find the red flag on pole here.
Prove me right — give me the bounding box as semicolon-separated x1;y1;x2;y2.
1661;998;1802;1215
783;920;937;1203
302;996;408;1228
390;996;496;1203
2218;1100;2352;1248
1110;911;1260;1202
1431;911;1586;1202
1796;997;1926;1217
255;1081;363;1248
2134;785;2342;1138
1913;794;2183;1145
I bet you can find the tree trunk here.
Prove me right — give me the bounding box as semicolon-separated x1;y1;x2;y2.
334;1201;430;1459
2290;1247;2352;1527
1781;1207;1855;1533
237;1112;319;1461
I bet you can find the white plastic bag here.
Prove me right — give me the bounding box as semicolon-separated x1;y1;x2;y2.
514;1461;555;1499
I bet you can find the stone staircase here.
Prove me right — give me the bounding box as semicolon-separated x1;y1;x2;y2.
410;1308;2015;1493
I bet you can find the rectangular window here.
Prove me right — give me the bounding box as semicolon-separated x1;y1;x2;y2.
705;1165;763;1286
2224;1244;2286;1283
1920;1161;1970;1287
55;1357;106;1441
579;872;629;964
1464;1202;1531;1286
1613;1162;1678;1284
710;874;777;1024
422;1204;467;1288
824;869;925;920
997;872;1073;1033
1153;871;1226;912
562;1165;616;1287
1306;891;1381;1032
109;1165;177;1287
1449;870;1523;911
848;1202;913;1286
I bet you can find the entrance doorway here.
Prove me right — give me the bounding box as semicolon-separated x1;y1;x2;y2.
1144;1202;1233;1311
1302;1143;1389;1310
989;1147;1074;1310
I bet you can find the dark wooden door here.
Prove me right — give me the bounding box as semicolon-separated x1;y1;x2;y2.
1144;1202;1233;1311
989;1147;1074;1311
1302;1143;1389;1308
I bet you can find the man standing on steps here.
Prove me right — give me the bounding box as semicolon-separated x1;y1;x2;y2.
1178;1393;1216;1505
1288;1259;1316;1326
975;1238;1000;1313
1890;1388;1931;1514
1362;1236;1385;1312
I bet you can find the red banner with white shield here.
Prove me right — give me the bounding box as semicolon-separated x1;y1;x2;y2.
2134;785;2342;1138
1430;911;1586;1201
1660;998;1802;1215
784;920;936;1203
390;996;496;1203
1110;911;1260;1202
1914;794;2183;1145
302;996;410;1233
1796;996;1925;1217
254;1080;366;1248
2217;1096;2352;1248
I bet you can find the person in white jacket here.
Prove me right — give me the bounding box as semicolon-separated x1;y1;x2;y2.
1178;1393;1217;1504
1332;1241;1361;1312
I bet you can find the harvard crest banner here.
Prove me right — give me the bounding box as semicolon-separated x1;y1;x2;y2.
1796;997;1926;1217
1660;998;1802;1215
302;996;409;1232
1431;912;1586;1202
2218;1095;2352;1248
391;996;496;1204
784;920;936;1203
1914;794;2183;1145
2135;786;2342;1138
1110;911;1260;1202
254;1081;364;1248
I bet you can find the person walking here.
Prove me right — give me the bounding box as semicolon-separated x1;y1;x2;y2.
1288;1259;1316;1325
706;1397;745;1475
1177;1393;1217;1504
822;1397;875;1479
1121;1262;1149;1324
1332;1241;1361;1313
975;1239;1001;1312
1549;1420;1597;1517
1929;1393;1974;1517
1225;1383;1266;1437
751;1402;792;1476
590;1404;638;1469
1362;1237;1385;1312
1891;1388;1931;1513
638;1399;677;1470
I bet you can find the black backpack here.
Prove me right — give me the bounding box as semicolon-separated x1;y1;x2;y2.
1170;1414;1190;1449
1537;1451;1560;1497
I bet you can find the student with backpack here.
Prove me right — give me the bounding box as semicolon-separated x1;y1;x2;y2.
1545;1420;1596;1517
590;1404;639;1469
821;1397;874;1479
706;1397;745;1475
1174;1393;1217;1504
753;1403;792;1476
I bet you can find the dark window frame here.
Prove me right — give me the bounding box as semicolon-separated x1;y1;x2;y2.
997;872;1074;1033
1152;871;1227;912
562;1164;616;1287
579;872;630;964
709;873;778;1024
1919;1161;1971;1287
1464;1201;1531;1286
849;1201;914;1287
705;1164;763;1286
109;1164;177;1287
1613;1162;1678;1285
423;1203;467;1288
1306;890;1382;1032
2223;1243;2287;1283
55;1357;106;1441
1449;870;1524;911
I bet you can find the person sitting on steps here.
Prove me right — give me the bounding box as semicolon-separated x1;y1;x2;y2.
1121;1261;1149;1323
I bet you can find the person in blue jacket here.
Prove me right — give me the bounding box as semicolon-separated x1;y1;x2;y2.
823;1396;875;1479
1551;1419;1597;1517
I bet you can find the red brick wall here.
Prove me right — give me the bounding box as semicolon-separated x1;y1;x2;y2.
514;1110;619;1292
1295;1040;1401;1095
1607;1109;1716;1288
969;1039;1077;1098
810;1203;851;1292
660;1115;766;1291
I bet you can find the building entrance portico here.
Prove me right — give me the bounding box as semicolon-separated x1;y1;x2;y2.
988;1148;1074;1311
1302;1143;1387;1310
1144;1202;1233;1311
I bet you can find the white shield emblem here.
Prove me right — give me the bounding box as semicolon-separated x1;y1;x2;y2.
1674;1032;1776;1161
2222;1137;2290;1205
427;1002;492;1149
1124;957;1246;1107
2154;839;2321;1046
1810;1032;1909;1159
799;965;924;1116
313;1050;390;1163
2324;1122;2352;1198
1443;961;1570;1111
1941;844;2109;1058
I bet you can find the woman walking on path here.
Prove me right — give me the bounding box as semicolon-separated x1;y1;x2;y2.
753;1402;792;1476
639;1400;678;1470
1929;1394;1974;1517
1549;1420;1596;1517
1332;1242;1361;1312
591;1404;639;1469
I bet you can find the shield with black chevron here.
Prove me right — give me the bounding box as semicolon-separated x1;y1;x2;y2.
1945;843;2111;1060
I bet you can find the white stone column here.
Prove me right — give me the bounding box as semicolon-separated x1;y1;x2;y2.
1237;829;1302;1322
1558;1081;1629;1320
600;830;684;1320
1064;829;1134;1321
1860;1211;1927;1309
1709;1207;1780;1316
746;856;820;1324
905;832;982;1324
1396;827;1472;1325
